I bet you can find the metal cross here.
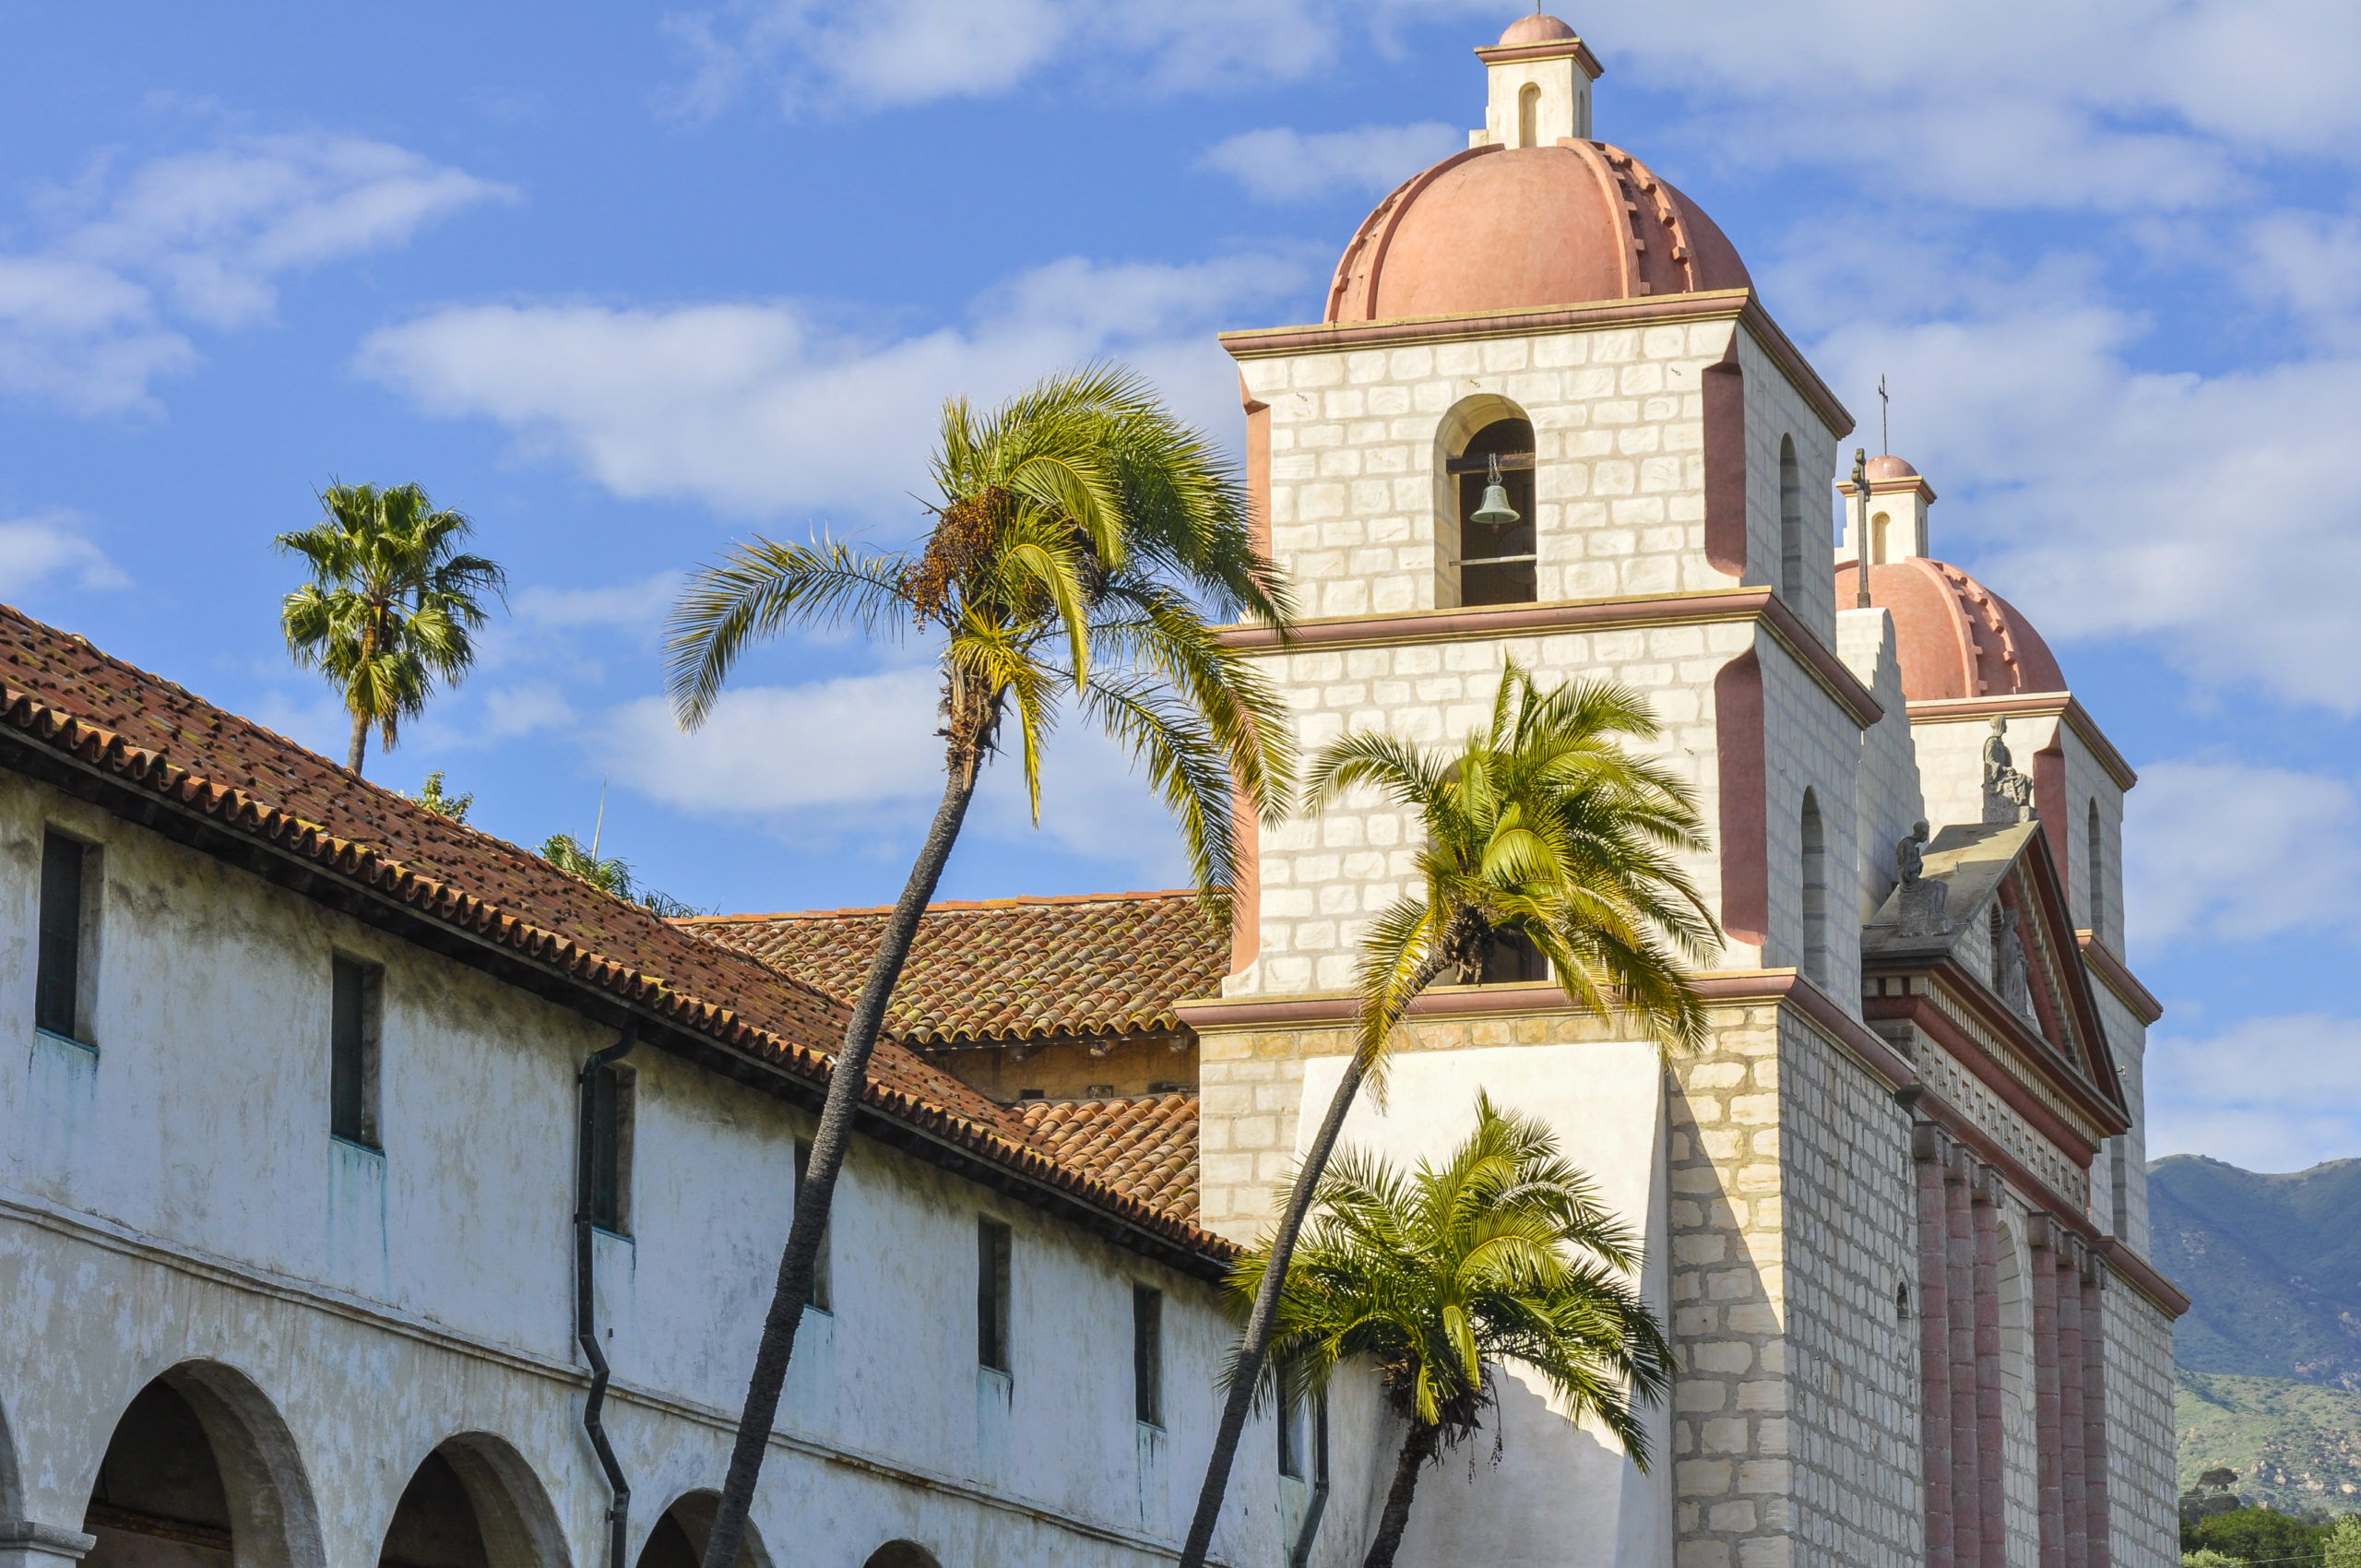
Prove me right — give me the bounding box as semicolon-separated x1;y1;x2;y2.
1878;374;1890;456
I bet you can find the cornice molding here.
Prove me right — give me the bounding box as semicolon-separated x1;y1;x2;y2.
2078;932;2164;1025
1904;693;2138;791
1219;289;1853;438
1473;37;1606;75
1217;586;1883;729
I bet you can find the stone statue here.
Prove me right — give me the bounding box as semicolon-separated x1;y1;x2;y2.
1895;820;1951;936
1982;716;2035;824
1994;905;2032;1016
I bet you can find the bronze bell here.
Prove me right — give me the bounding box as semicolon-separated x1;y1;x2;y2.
1470;453;1519;527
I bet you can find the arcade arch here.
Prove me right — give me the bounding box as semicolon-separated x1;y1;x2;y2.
860;1545;942;1568
81;1362;324;1568
629;1492;766;1568
378;1435;567;1568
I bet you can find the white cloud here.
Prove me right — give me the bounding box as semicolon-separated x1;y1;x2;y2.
1199;122;1462;204
1;134;509;414
2148;1013;2361;1170
513;571;684;633
357;251;1314;519
660;0;1347;116
596;663;1189;878
0;510;131;595
2125;762;2361;951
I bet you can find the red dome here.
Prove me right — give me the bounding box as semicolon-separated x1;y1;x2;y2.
1498;13;1579;44
1864;454;1920;481
1834;557;2066;703
1323;141;1751;324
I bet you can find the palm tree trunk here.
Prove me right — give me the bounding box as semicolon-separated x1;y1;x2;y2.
1178;947;1456;1568
1363;1420;1442;1568
697;762;979;1568
348;711;369;774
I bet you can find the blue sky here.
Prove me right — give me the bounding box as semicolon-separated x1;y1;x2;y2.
2;1;2356;1171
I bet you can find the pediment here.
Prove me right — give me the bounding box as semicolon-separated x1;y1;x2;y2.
1864;821;2127;1123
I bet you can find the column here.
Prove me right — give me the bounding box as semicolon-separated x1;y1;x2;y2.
1914;1125;1955;1568
2030;1217;2065;1568
2082;1253;2112;1568
2058;1241;2088;1568
1945;1146;1983;1568
0;1523;97;1568
1972;1166;2006;1568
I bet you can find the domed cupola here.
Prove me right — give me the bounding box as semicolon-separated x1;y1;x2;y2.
1323;15;1751;324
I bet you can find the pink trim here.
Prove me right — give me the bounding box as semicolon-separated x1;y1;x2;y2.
1241;377;1272;559
2058;1247;2088;1568
2077;935;2162;1025
1216;586;1882;730
1867;989;2106;1160
1228;787;1260;978
2035;738;2070;908
2096;1238;2188;1317
1703;338;1747;576
1715;649;1769;947
1221;291;1854;440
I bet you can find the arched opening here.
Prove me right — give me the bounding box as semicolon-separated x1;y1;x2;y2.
632;1494;765;1568
2086;800;2106;940
1777;435;1805;604
1870;510;1891;565
83;1363;324;1568
1451;416;1536;607
379;1436;567;1568
1798;790;1829;987
1517;82;1540;148
861;1546;942;1568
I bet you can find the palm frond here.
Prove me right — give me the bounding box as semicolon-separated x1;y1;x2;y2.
664;536;916;729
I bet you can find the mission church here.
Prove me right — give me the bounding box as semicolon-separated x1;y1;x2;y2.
0;15;2179;1568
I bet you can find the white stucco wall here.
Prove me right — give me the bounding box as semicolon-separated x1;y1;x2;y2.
1292;1042;1672;1568
0;772;1300;1568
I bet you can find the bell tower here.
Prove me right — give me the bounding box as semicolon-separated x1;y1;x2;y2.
1470;15;1602;148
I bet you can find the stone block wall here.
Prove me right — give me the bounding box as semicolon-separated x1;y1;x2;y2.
1837;609;1927;930
1240;318;1750;616
1229;621;1754;997
2103;1286;2178;1568
1758;632;1871;1009
1733;325;1844;648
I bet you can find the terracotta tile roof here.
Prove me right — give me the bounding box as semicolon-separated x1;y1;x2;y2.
0;605;1233;1265
682;891;1231;1045
1018;1093;1201;1222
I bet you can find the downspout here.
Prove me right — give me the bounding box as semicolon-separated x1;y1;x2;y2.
1288;1393;1329;1568
577;1020;637;1568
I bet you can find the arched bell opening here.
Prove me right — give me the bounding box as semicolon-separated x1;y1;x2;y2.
378;1435;567;1568
860;1544;943;1568
81;1362;325;1568
1426;394;1539;609
630;1492;767;1568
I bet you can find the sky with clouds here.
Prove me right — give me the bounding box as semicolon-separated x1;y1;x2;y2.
1;0;2355;1173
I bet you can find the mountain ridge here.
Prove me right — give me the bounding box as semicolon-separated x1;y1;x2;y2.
2150;1155;2361;1392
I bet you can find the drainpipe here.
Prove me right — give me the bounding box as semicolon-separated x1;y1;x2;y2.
1288;1393;1329;1568
577;1020;637;1568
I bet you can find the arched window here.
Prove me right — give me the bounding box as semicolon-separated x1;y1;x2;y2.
1799;790;1829;987
1870;510;1891;565
1452;417;1536;606
2086;799;2106;940
1778;436;1805;604
1518;83;1540;148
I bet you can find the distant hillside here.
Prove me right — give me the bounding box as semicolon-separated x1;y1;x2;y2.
2178;1372;2361;1514
2149;1156;2361;1390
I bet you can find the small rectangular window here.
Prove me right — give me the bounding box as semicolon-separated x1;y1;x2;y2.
35;831;87;1039
586;1063;633;1233
329;956;382;1147
978;1218;1013;1372
794;1139;832;1311
1277;1357;1307;1479
1133;1284;1164;1428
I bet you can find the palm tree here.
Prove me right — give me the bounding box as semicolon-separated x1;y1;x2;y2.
665;362;1294;1568
1180;660;1716;1568
1236;1090;1673;1568
276;482;505;776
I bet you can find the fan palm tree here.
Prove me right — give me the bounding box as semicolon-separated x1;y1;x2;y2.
1236;1091;1673;1568
1180;660;1716;1568
666;362;1294;1568
276;482;505;776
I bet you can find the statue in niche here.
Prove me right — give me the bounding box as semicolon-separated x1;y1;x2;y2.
1993;905;2032;1016
1895;820;1952;936
1982;716;2036;824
